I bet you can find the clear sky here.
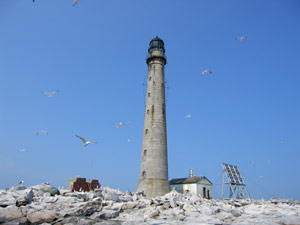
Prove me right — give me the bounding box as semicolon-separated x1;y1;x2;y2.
0;0;299;200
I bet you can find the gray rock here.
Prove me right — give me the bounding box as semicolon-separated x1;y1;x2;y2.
100;210;120;219
0;205;24;221
198;205;213;215
103;191;120;202
0;193;16;207
30;183;59;196
15;189;34;206
9;185;26;192
231;209;242;217
27;210;57;223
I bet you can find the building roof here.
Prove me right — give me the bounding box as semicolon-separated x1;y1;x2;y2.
169;176;212;185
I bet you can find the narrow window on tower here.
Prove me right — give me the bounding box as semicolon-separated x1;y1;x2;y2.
142;171;146;177
147;109;150;115
149;77;152;81
148;93;151;97
144;149;147;156
162;104;165;115
153;80;156;86
145;129;148;134
162;83;164;88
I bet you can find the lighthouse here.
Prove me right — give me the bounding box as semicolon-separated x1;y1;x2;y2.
137;36;170;197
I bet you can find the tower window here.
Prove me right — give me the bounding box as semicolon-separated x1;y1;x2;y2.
148;93;151;97
144;149;147;156
162;104;165;115
145;129;148;134
153;81;156;86
142;171;146;177
162;83;164;88
149;77;152;81
147;109;150;114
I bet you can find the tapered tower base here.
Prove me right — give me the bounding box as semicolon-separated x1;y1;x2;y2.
137;178;170;198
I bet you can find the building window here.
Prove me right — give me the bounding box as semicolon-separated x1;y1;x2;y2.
144;149;147;156
162;83;164;88
148;93;151;97
147;109;149;114
149;77;152;81
153;81;156;86
142;171;146;177
145;129;148;134
162;104;165;115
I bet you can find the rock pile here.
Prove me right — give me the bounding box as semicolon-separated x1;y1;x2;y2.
0;183;300;224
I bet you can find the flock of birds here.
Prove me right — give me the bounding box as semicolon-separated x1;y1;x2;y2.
18;91;132;153
32;0;80;6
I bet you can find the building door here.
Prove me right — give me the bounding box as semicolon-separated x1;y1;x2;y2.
207;190;210;199
203;187;206;198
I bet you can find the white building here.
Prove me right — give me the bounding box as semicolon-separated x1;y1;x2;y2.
169;170;213;199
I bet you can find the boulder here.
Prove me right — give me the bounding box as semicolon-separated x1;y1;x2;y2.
30;183;59;196
102;191;120;202
0;193;16;207
198;205;213;215
27;210;57;223
0;205;24;221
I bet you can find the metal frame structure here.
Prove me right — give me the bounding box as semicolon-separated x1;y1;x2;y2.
221;163;251;199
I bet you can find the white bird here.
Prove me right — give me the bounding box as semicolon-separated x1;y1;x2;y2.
236;36;247;41
127;138;131;142
202;70;212;75
116;122;126;128
19;149;28;153
250;162;255;166
36;130;48;135
42;90;58;97
75;135;98;147
185;114;191;118
259;176;263;179
280;141;286;144
73;0;79;6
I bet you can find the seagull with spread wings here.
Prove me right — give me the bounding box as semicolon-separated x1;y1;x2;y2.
19;149;28;153
36;130;48;135
73;0;79;6
75;135;98;147
42;91;58;97
185;114;191;118
202;70;212;75
236;36;247;41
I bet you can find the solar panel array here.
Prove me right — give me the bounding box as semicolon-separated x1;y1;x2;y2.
222;163;245;185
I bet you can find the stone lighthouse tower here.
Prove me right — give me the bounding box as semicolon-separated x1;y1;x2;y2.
137;36;170;197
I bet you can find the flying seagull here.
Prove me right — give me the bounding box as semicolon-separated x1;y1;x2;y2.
75;135;98;147
202;70;212;75
259;176;263;179
236;36;247;41
42;91;58;97
127;138;131;142
19;149;28;153
280;141;286;144
73;0;79;6
116;121;131;128
36;130;48;135
250;162;255;166
185;115;191;118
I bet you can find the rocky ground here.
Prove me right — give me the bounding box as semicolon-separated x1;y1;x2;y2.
0;183;300;225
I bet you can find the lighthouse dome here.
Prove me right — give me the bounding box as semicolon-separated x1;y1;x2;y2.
148;36;165;53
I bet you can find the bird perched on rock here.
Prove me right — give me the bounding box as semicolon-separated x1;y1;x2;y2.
36;130;48;135
236;36;247;41
75;135;98;147
202;70;212;75
42;90;58;97
185;115;191;118
73;0;79;6
19;180;24;185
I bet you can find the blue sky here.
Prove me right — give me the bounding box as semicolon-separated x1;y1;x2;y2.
0;0;299;200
